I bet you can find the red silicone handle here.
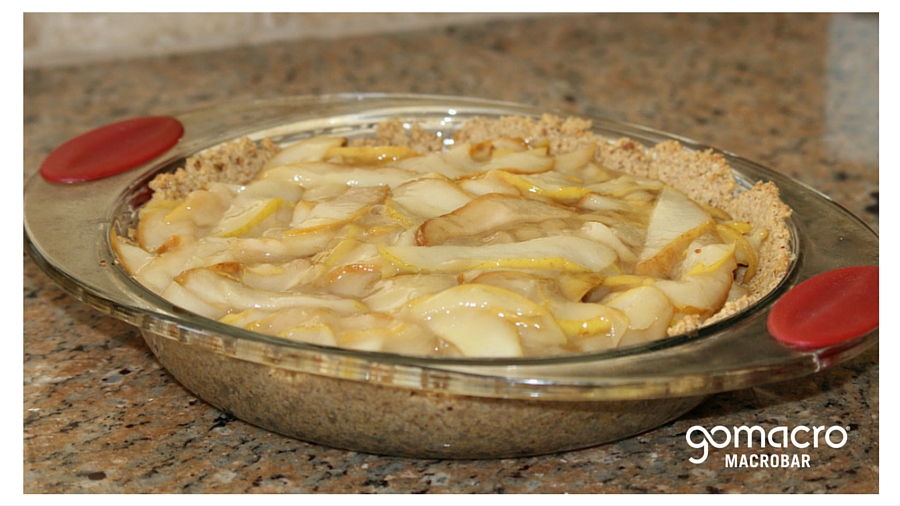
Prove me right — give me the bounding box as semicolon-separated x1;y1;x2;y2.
768;265;879;348
40;116;184;183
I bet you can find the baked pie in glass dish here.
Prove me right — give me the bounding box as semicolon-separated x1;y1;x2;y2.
24;94;877;458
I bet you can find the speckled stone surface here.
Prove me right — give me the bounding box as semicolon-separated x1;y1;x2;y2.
24;13;878;494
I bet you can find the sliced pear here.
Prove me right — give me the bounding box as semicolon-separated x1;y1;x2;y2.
319;236;379;268
382;235;617;274
209;197;292;238
479;148;554;174
233;305;313;328
455;174;521;197
324;145;420;164
372;321;443;356
577;221;638;265
262;136;346;170
111;232;155;275
388;177;473;223
259;161;416;189
226;229;337;264
219;307;273;328
405;284;565;357
484;170;592;201
163;189;231;227
240;258;314;292
363;274;459;312
550;301;629;344
553;143;596;175
237;178;304;204
416;193;577;246
173;267;367;319
317;264;382;299
654;243;737;318
227;307;339;347
134;237;232;293
716;223;758;283
576;192;628;213
135;199;195;252
587;174;665;197
395;145;481;178
467;270;552;307
335;316;438;355
634;187;714;278
289;185;387;232
496;171;590;202
160;280;223;320
441;142;491;173
557;272;608;301
278;324;339;347
468;137;528;161
603;285;674;347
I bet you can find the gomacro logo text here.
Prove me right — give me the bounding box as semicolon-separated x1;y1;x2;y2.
686;425;848;467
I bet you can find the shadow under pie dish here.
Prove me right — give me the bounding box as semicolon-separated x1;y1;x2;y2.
24;94;878;458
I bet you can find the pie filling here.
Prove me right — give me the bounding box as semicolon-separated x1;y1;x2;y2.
115;115;792;358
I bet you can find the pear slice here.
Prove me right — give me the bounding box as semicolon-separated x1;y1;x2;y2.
395;144;483;178
416;193;577;246
262;136;346;170
362;274;459;312
478;148;554;174
209;197;292;238
553;143;596;175
160;280;223;320
278;324;339;347
237;178;305;204
545;301;630;354
135;199;196;252
332;313;427;353
219;307;273;328
716;223;758;283
387;177;473;225
587;174;665;197
484;170;593;201
163;189;231;228
467;270;552;307
576;192;628;213
240;258;314;292
455;174;521;197
172;266;367;319
324;145;420;164
405;284;565;357
134;237;232;293
382;235;617;274
259;161;416;189
654;243;737;318
634;187;714;278
244;306;339;336
577;221;637;265
290;186;388;232
468;137;528;161
226;229;337;264
111;232;155;275
603;285;674;347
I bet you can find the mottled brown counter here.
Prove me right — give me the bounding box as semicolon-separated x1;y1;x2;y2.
24;13;878;494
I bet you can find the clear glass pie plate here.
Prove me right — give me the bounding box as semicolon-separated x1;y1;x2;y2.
23;94;879;458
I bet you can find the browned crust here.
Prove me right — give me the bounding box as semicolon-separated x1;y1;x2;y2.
352;121;445;153
149;137;281;201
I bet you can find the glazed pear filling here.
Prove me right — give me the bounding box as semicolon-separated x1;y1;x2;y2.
116;118;789;358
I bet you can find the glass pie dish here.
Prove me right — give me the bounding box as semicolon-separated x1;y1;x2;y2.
23;94;879;458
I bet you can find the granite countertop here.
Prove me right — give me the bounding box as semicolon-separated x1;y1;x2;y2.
23;13;879;494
